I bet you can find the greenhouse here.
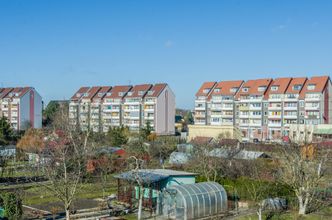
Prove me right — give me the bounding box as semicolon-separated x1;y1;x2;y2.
162;182;228;220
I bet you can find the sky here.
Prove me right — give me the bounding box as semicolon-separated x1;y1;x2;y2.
0;0;332;109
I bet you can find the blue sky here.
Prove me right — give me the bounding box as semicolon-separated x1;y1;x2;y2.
0;0;331;109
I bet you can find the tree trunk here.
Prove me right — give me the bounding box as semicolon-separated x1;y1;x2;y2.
65;209;70;220
257;207;262;220
298;195;308;215
138;187;143;220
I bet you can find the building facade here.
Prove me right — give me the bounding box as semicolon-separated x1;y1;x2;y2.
194;76;332;141
69;83;175;135
0;87;42;130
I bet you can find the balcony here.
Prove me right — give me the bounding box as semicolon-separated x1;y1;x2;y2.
268;105;282;110
221;114;233;118
220;106;233;110
283;114;297;119
305;96;320;102
194;121;206;125
268;98;282;102
283;106;297;111
123;108;140;112
210;114;222;118
268;123;282;127
249;122;262;127
195;106;206;111
239;106;249;111
239;114;249;119
249;106;261;111
144;108;155;112
144;115;155;120
304;105;320;111
305;115;320;119
249;114;261;119
268;114;281;119
210;121;222;126
91;114;99;119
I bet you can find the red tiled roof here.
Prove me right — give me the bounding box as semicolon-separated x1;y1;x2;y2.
145;83;167;98
264;78;292;99
83;86;101;100
17;87;32;98
71;87;90;101
285;77;307;94
104;85;132;99
125;84;152;98
235;78;272;99
211;80;243;96
300;76;330;99
92;86;112;101
0;88;14;99
195;82;217;97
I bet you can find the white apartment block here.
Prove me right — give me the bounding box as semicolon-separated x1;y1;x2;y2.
69;83;175;135
194;76;332;142
0;87;42;130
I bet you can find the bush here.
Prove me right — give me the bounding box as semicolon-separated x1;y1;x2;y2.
1;192;23;220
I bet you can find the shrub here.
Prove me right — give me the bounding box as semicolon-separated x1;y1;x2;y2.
1;192;23;220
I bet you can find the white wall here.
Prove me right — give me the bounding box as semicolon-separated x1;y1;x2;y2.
19;88;42;130
33;89;43;129
156;85;175;135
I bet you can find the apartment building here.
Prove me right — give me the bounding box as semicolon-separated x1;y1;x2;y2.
102;86;131;132
209;80;243;126
69;83;175;135
194;75;332;141
0;87;42;130
194;82;217;125
235;78;272;141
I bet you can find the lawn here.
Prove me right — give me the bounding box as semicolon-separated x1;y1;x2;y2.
236;207;332;220
23;175;118;211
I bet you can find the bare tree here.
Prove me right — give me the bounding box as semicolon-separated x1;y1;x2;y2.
277;143;330;215
33;107;91;220
128;156;145;220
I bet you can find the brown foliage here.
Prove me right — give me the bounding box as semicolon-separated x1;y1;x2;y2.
17;128;45;153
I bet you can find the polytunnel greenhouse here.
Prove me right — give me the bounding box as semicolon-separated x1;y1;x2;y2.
162;182;228;220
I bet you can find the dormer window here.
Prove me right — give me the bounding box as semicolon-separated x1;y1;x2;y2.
138;91;144;96
118;92;124;96
148;91;154;95
242;87;249;92
258;86;267;92
98;93;104;97
271;86;279;91
230;87;238;93
15;93;20;97
203;89;210;94
83;93;89;97
76;93;81;97
307;84;316;90
293;84;302;91
127;92;133;96
214;88;221;93
106;92;112;96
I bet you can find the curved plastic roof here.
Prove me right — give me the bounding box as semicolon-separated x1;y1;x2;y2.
163;182;227;219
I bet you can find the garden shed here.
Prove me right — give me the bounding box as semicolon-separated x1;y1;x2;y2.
162;182;228;220
114;169;196;214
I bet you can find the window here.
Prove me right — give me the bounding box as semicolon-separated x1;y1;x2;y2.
293;84;302;91
214;88;221;93
98;93;104;97
258;86;267;92
203;89;210;94
118;92;124;96
106;92;112;96
230;87;238;93
147;90;154;95
76;93;81;97
83;93;89;97
307;84;316;90
271;86;279;91
299;101;304;107
242;87;249;92
138;91;145;96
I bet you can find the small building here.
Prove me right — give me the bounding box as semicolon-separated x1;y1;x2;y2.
114;169;196;213
208;148;271;160
0;145;16;157
169;152;191;165
162;182;228;220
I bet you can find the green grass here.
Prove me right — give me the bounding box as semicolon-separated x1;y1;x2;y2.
236;208;332;220
23;176;118;206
